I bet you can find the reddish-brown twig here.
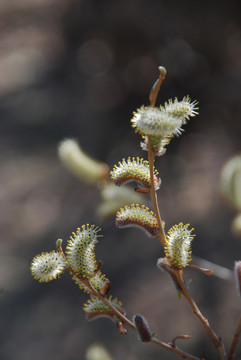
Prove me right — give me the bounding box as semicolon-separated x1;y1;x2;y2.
228;314;241;360
147;69;226;360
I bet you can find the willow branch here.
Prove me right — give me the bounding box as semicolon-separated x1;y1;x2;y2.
228;314;241;360
56;245;202;360
192;256;233;280
148;164;227;360
147;136;166;247
175;270;226;360
146;69;226;359
147;153;226;360
151;337;203;360
147;67;167;247
78;273;203;360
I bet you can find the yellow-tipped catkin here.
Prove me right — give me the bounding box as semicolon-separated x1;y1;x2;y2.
116;204;160;236
163;96;198;124
110;157;161;190
131;97;198;154
66;225;102;279
30;251;67;283
83;296;126;321
73;271;109;294
165;223;195;269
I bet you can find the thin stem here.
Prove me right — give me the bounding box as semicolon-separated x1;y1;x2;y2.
175;270;227;360
149;67;166;106
228;314;241;360
147;67;167;247
77;273;203;360
151;337;204;360
145;69;226;359
147;153;226;359
189;264;213;276
83;277;136;329
57;243;202;360
147;136;166;247
192;256;233;280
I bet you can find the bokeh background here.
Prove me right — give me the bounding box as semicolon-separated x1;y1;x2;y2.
1;0;241;359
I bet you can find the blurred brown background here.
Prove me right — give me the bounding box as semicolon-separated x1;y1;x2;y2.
1;0;241;359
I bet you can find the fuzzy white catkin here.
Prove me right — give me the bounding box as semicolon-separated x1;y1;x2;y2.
131;106;183;137
30;251;67;282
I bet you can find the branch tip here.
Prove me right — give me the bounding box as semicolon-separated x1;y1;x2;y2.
189;264;213;276
171;335;192;347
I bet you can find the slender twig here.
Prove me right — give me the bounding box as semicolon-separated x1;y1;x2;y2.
146;70;227;360
147;153;227;359
147;68;167;247
151;337;203;360
147;137;166;247
189;264;213;276
56;240;202;360
77;272;203;360
192;256;233;280
228;314;241;360
174;270;227;360
149;66;166;106
148;165;227;360
172;334;191;347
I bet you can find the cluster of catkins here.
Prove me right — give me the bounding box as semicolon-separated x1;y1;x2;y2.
30;91;199;330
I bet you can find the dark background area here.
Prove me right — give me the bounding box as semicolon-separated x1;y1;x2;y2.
1;0;241;359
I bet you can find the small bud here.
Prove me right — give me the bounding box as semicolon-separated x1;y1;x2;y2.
116;321;127;335
56;238;63;249
234;261;241;298
133;314;152;342
158;66;167;77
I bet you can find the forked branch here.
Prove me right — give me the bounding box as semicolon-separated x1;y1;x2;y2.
76;270;204;360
